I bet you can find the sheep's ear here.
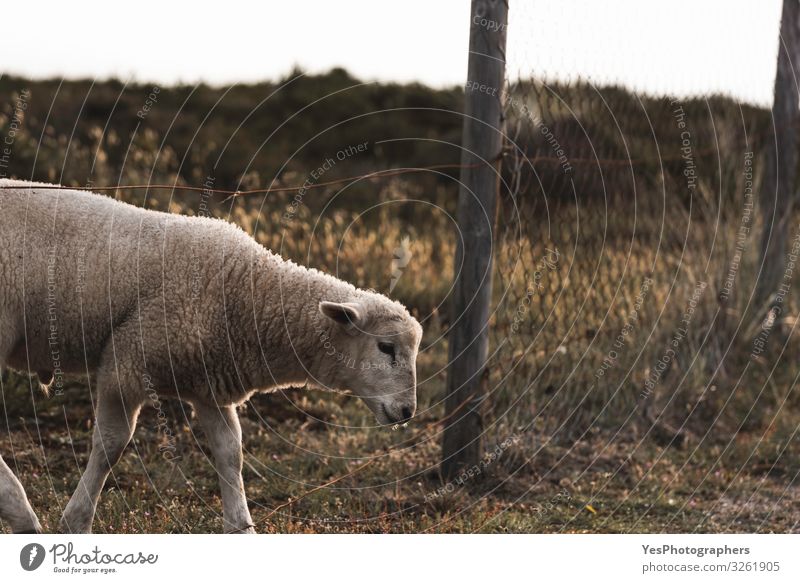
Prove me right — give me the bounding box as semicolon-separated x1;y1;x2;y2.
319;301;364;332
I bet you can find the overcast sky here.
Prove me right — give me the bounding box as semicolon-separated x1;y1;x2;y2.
1;0;784;106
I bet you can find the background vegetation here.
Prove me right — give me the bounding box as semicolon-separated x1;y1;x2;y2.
1;70;798;532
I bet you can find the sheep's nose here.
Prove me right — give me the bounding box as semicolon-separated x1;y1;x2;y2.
400;405;414;423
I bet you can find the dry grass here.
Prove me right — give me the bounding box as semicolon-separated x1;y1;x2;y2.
2;181;800;533
2;81;799;532
3;379;798;533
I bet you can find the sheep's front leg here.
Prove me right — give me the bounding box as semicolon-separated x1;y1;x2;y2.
60;394;141;533
0;455;42;533
194;402;254;533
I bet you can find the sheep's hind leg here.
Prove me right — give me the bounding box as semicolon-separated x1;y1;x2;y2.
0;328;43;533
0;455;42;533
193;401;255;533
60;392;141;533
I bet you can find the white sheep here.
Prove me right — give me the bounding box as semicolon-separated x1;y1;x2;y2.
0;179;422;533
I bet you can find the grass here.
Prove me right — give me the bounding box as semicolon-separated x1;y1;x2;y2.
2;191;800;533
4;381;798;533
3;191;800;533
1;76;799;533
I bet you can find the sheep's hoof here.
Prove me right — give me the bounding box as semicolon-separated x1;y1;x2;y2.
225;524;256;534
58;515;92;534
10;512;43;534
12;525;43;534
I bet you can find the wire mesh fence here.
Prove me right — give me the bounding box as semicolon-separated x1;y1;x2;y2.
484;2;799;470
2;1;800;534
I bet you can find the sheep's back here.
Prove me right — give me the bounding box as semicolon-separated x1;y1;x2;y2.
0;182;244;376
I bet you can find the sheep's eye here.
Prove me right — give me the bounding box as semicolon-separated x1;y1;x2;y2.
378;342;396;360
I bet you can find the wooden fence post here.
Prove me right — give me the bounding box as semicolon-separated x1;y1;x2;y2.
441;0;508;480
756;0;800;314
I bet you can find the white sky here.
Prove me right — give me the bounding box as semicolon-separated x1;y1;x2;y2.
1;0;784;106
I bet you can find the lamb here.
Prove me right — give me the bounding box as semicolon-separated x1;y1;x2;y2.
0;179;422;534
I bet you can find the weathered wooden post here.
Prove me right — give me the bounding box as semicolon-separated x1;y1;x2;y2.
441;0;508;479
755;0;800;314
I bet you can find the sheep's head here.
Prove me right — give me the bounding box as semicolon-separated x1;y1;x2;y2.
318;297;422;425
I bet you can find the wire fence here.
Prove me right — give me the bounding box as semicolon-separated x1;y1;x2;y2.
0;52;792;448
2;1;800;535
482;2;800;463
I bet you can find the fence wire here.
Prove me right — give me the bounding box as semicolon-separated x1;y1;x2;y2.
485;2;796;462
